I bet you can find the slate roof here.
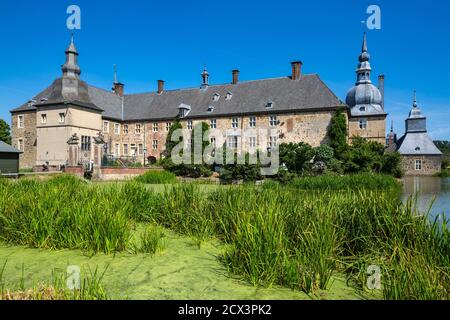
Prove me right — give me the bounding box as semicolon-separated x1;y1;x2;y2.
0;141;21;153
396;132;442;156
10;78;103;113
11;74;345;121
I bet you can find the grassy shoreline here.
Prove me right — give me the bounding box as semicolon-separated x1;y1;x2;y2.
0;174;448;300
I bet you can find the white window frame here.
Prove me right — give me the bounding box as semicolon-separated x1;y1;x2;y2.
135;124;142;134
114;123;120;135
123;124;129;134
138;143;144;155
17;138;24;152
359;118;368;130
59;113;65;123
103;121;109;133
166;122;172;131
18;115;24;128
227;136;238;149
114;143;120;156
187;120;193;130
269;135;278;148
415;159;422;171
210;119;217;129
153;122;159;132
123;144;129;156
130;144;137;156
232;117;239;129
248;136;257;148
249;116;256;128
152;140;158;150
41;114;47;124
269;115;278;127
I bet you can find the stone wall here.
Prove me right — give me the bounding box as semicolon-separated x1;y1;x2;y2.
102;111;336;163
99;167;163;181
348;116;386;145
401;155;442;176
11;112;37;169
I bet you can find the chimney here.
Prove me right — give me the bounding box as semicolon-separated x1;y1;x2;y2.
157;80;165;94
291;61;303;80
232;69;240;84
378;75;385;110
113;83;124;97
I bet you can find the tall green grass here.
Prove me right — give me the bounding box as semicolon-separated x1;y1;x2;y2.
134;170;177;184
0;174;448;299
288;173;401;191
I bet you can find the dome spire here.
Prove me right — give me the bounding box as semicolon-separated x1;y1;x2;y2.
62;33;81;79
345;33;384;116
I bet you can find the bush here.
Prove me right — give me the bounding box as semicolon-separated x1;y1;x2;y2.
279;142;314;174
135;170;177;184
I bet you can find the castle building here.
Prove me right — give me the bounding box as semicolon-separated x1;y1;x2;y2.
394;92;442;175
10;34;386;169
345;33;387;145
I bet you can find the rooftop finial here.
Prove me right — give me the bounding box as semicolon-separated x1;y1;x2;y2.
413;90;417;108
391;120;394;133
358;32;370;62
362;32;367;53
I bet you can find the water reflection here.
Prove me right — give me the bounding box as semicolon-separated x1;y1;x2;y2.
401;177;450;220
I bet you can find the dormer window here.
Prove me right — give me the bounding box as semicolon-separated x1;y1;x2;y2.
415;146;421;152
266;101;274;109
207;106;215;113
226;92;233;100
178;103;191;118
359;106;366;112
213;93;220;102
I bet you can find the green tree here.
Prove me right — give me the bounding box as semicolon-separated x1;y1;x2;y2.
328;109;347;158
381;151;404;178
0;118;11;144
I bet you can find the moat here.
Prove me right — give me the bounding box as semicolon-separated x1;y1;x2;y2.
401;176;450;220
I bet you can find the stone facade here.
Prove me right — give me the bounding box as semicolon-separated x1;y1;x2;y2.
11;112;37;169
401;155;442;176
100;110;338;164
348;116;386;145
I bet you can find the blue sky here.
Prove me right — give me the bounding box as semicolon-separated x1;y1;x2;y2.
0;0;449;139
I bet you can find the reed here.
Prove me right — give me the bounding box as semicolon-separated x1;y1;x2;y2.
0;174;448;299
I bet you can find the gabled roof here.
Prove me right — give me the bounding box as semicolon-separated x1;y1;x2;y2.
120;75;343;121
0;141;21;153
11;74;344;121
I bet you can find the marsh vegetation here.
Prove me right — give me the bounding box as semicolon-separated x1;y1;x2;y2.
0;174;448;300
